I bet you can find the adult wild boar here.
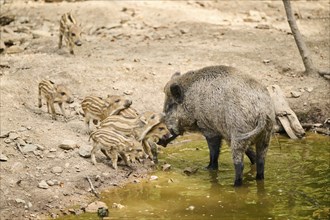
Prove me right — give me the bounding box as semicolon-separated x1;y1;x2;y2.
162;65;275;186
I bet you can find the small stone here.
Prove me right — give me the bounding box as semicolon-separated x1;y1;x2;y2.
35;144;45;151
9;132;19;140
27;202;32;209
49;148;57;152
291;91;302;98
38;180;49;189
52;166;63;174
18;126;27;132
112;203;125;209
123;90;133;95
21;144;38;154
161;163;171;171
46;180;55;186
186;205;195;211
85;201;108;213
183;167;198;176
16;198;26;204
3;138;12;144
0;153;8;161
149;175;158;181
15;138;26;146
6;45;24;54
59;140;79;150
305;87;313;93
262;59;271;64
79;145;92;158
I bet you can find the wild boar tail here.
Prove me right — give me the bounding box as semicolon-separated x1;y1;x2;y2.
234;114;272;141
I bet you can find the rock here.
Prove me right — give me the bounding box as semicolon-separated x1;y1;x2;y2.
149;175;158;181
305;87;313;93
17;126;27;132
49;148;57;152
52;166;63;174
291;91;302;98
124;90;133;95
0;153;8;161
31;30;52;39
85;201;108;213
21;144;38;154
262;59;271;64
15;198;26;204
6;45;24;54
38;180;49;189
186;205;195;211
161;163;171;171
255;24;271;29
9;132;19;140
244;10;262;22
3;138;12;144
79;145;92;158
15;138;26;146
59;140;79;150
26;202;32;209
183;167;198;176
46;180;55;186
35;144;45;151
112;203;125;209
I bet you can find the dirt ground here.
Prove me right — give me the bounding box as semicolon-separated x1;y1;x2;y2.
0;0;329;219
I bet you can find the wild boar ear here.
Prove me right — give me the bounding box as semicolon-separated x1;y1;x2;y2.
170;83;184;104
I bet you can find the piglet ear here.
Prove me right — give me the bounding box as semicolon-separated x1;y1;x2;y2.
170;83;184;104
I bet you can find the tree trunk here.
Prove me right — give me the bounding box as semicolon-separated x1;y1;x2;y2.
282;0;317;75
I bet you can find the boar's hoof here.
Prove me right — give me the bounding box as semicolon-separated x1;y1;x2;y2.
256;173;264;180
234;178;243;187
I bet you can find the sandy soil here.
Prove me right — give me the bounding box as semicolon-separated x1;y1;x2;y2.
0;0;329;219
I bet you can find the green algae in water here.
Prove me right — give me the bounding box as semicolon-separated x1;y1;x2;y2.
58;133;329;220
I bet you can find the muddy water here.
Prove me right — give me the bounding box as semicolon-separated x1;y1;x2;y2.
60;133;329;220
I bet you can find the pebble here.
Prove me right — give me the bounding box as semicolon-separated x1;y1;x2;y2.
149;175;158;181
4;138;12;144
46;180;55;186
305;87;313;93
0;153;8;161
9;132;19;140
21;144;38;154
112;203;125;209
161;163;171;171
38;180;49;189
49;148;57;152
52;166;63;174
35;144;45;151
58;140;79;150
85;201;108;213
79;145;92;158
16;198;26;204
16;138;26;146
6;45;24;54
291;91;302;98
186;205;195;211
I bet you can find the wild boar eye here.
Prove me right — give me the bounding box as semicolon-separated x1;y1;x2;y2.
71;33;76;37
159;127;164;131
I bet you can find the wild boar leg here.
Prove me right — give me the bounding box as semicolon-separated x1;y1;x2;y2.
245;147;256;165
232;143;245;186
255;133;271;181
205;135;222;170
